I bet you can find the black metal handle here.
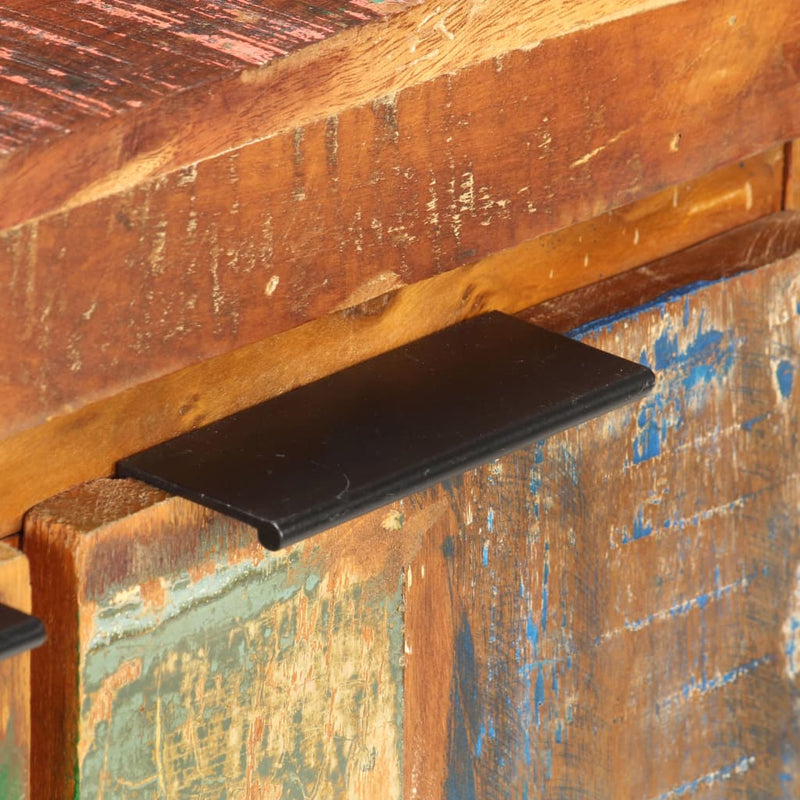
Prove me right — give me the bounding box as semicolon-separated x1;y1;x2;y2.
0;602;45;662
118;312;654;550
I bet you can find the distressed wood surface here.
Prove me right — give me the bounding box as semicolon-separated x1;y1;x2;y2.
24;251;800;797
0;0;410;227
0;0;679;229
0;152;785;538
24;478;438;799
526;210;800;334
404;251;800;798
0;544;32;800
2;0;798;445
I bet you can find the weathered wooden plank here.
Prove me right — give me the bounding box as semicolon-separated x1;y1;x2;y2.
25;251;800;797
0;544;32;800
24;478;436;798
0;0;409;225
403;252;800;797
0;152;785;537
0;0;678;229
526;209;800;333
2;0;798;443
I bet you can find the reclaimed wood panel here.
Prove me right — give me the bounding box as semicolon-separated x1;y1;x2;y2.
403;251;800;798
0;0;672;228
526;210;800;334
25;250;800;797
24;479;439;799
0;544;32;800
2;0;799;443
0;0;408;227
0;153;787;537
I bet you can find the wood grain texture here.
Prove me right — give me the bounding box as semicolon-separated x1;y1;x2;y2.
0;0;409;226
0;151;785;537
0;0;676;229
404;251;800;798
526;210;800;334
25;251;800;797
2;0;798;444
24;478;439;799
0;544;32;800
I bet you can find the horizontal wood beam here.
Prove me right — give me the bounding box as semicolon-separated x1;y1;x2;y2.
526;210;800;332
0;0;676;229
1;149;790;537
2;0;799;440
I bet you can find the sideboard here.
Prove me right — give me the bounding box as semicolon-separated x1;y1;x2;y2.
2;0;800;796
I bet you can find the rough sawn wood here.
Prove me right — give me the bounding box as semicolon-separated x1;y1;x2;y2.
24;248;800;798
0;150;784;537
2;0;798;447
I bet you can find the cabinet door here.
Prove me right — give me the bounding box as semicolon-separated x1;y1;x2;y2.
26;251;800;798
404;251;800;799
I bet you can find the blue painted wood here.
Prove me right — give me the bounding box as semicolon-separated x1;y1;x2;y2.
27;253;800;798
403;253;800;798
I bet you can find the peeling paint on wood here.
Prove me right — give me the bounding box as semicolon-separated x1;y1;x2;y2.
22;248;800;797
26;480;443;798
78;550;402;797
0;0;402;152
0;0;693;229
404;253;800;798
1;0;798;464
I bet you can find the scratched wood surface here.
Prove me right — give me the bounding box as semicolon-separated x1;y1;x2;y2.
526;210;800;334
403;251;800;798
24;479;442;799
0;544;32;800
0;0;691;229
2;0;798;446
24;250;800;797
0;0;410;227
0;151;786;537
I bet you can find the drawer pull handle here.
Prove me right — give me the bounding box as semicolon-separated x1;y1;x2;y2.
118;312;654;549
0;603;45;662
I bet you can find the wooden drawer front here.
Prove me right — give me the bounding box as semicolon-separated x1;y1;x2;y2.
405;252;800;798
25;251;800;798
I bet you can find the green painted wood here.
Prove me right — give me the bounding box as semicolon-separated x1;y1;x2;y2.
26;249;800;798
26;484;431;798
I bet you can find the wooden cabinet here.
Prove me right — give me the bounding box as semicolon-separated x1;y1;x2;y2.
3;0;800;797
21;249;800;797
